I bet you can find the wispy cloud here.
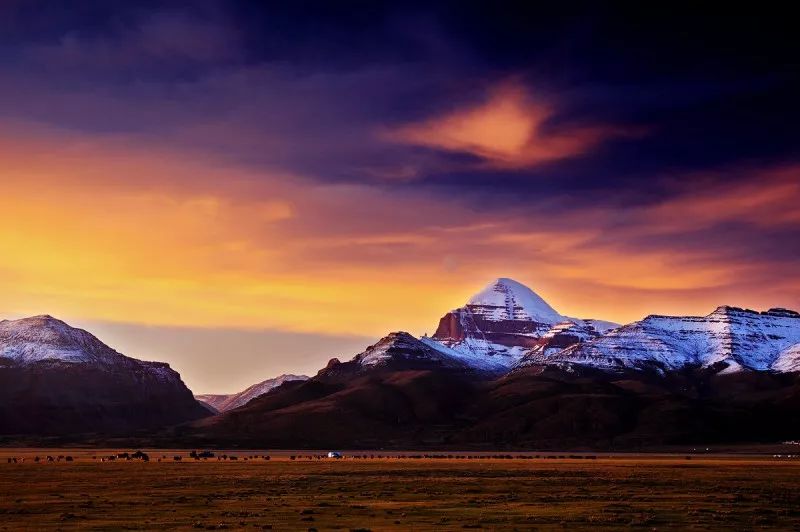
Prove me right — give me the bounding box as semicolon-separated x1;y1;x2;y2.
385;82;643;168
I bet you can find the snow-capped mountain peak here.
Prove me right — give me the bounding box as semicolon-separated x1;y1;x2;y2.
429;278;617;370
465;277;563;324
517;305;800;373
0;314;209;435
0;314;124;365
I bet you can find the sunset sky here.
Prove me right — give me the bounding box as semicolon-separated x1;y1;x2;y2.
1;2;798;392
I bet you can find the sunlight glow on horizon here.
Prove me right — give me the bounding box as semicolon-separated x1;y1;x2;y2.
1;125;799;342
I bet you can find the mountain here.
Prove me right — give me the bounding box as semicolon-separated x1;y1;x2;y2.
312;331;485;379
519;306;800;373
160;285;800;449
184;347;800;450
0;315;208;436
430;278;619;370
453;364;800;449
196;374;309;413
186;332;483;448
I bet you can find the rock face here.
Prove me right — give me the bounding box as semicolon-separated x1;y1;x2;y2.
521;320;608;361
196;374;309;413
519;306;800;372
0;315;208;436
431;278;618;370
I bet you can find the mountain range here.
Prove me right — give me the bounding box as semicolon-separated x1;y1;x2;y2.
3;278;800;448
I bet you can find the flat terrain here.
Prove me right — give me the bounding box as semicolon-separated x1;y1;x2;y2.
2;451;800;530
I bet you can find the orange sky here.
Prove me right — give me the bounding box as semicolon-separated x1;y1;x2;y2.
1;85;799;394
2;5;799;396
2;119;798;349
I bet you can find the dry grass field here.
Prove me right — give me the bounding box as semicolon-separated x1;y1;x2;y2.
2;450;800;530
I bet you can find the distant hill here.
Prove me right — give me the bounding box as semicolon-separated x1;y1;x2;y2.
196;374;309;412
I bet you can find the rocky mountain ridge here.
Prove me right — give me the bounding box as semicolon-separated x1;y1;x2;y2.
196;374;309;413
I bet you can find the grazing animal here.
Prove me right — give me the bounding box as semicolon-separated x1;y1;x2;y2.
132;451;149;461
173;456;182;461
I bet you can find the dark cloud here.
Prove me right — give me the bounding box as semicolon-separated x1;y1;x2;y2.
0;1;797;236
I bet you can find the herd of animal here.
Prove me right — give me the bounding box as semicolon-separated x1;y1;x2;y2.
3;451;274;463
5;452;609;464
6;455;74;463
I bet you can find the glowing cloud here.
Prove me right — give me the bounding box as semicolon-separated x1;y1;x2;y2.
386;83;638;168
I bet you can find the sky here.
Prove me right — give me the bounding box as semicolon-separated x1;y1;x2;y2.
1;2;798;393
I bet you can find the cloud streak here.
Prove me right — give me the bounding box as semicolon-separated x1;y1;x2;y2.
386;82;642;168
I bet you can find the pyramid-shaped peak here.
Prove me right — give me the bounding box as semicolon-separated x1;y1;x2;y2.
466;278;562;323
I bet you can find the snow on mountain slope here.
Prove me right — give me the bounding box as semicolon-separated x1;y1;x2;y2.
0;315;209;435
419;336;511;372
430;278;619;370
0;315;125;365
772;343;800;372
196;374;309;412
576;318;620;334
466;277;563;323
0;315;185;382
518;306;800;372
354;331;473;371
516;320;609;362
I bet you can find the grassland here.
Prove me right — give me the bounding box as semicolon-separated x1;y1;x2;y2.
2;450;800;530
